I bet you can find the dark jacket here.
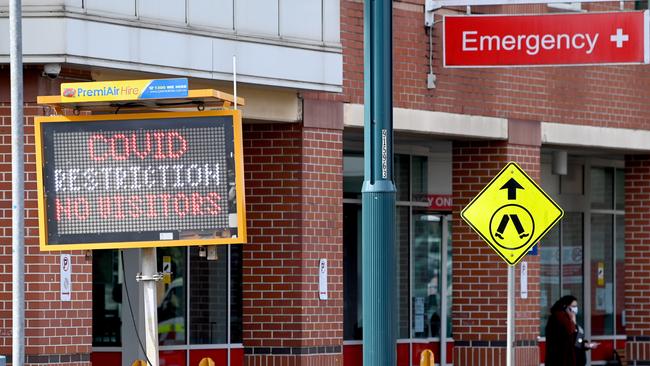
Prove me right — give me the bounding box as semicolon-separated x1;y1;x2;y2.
545;310;577;366
574;325;588;366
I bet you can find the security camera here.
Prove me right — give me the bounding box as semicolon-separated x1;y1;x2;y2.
43;63;61;79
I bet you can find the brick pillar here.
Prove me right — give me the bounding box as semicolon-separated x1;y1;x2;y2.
0;68;93;365
624;155;650;365
242;100;343;366
452;120;541;366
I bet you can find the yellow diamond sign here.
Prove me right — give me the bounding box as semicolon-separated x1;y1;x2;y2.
461;162;563;266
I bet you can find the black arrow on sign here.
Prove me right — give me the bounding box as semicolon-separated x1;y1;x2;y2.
500;178;524;200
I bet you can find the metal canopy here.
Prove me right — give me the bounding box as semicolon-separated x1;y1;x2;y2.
428;0;626;7
425;0;629;25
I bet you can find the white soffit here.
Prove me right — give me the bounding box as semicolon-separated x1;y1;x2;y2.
0;17;342;92
344;104;508;140
542;122;650;152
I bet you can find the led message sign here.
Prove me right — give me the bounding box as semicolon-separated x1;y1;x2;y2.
35;110;246;250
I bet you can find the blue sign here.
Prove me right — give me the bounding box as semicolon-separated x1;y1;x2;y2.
140;78;189;99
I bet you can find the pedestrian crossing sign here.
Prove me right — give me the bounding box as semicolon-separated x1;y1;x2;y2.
461;162;564;266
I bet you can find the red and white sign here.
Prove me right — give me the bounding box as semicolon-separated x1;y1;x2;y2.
444;11;649;67
427;194;453;211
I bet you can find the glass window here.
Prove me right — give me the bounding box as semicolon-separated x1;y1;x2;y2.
540;224;560;336
158;247;187;346
615;169;625;211
343;203;362;340
93;246;240;349
591;167;613;210
562;213;584;327
591;214;614;336
615;215;625;334
539;213;583;335
412;211;442;339
397;206;410;339
395;154;410;201
411;156;428;198
445;217;452;338
343;154;363;200
342;151;452;343
189;245;228;344
541;163;625;340
230;244;243;343
92;250;122;346
560;162;583;195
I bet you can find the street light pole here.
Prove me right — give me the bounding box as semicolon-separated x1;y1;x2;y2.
362;1;396;366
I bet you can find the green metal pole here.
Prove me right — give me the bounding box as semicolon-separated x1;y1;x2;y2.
362;0;396;365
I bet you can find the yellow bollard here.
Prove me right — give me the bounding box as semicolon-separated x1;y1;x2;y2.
420;349;435;366
198;357;216;366
131;360;146;366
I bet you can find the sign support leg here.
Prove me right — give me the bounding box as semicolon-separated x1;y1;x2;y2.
507;265;514;366
10;0;25;364
141;248;160;366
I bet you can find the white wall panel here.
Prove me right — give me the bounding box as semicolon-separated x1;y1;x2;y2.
138;0;186;24
0;13;342;91
279;0;321;41
63;0;82;9
138;28;212;70
24;18;65;55
21;0;63;5
213;38;341;86
322;0;339;44
66;19;212;71
84;0;135;17
18;0;82;7
235;0;278;37
188;0;234;30
0;19;8;55
66;19;134;62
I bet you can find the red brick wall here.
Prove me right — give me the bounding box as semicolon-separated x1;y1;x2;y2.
624;155;650;363
452;140;540;366
339;0;650;130
242;122;343;366
0;69;93;365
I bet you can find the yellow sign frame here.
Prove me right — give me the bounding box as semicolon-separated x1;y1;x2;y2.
35;110;247;251
461;162;563;265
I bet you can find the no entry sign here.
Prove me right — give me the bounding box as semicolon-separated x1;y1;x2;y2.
444;11;649;67
35;110;246;250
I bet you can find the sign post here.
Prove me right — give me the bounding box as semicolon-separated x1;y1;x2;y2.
141;248;159;366
9;0;25;364
461;162;563;366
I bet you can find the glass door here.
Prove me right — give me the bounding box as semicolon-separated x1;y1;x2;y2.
411;212;452;365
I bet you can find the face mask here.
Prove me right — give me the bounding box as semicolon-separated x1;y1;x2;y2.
570;306;579;315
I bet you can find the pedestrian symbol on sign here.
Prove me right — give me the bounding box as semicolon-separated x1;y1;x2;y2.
461;162;564;265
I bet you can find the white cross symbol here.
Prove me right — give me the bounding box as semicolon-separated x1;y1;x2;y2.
610;28;629;48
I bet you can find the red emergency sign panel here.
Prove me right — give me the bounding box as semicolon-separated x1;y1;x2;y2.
444;11;649;67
